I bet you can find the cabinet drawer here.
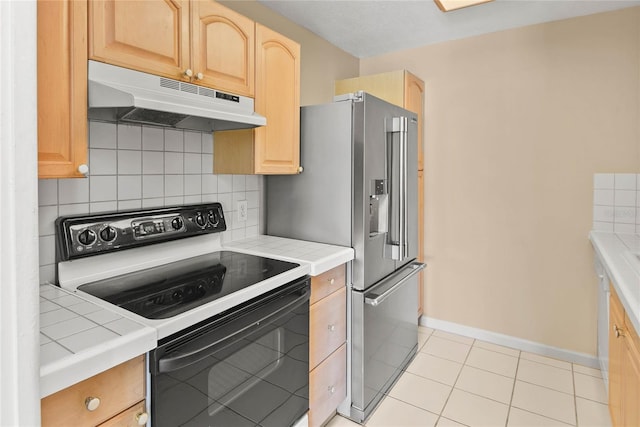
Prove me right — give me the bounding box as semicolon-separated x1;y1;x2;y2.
98;401;146;427
310;264;346;305
310;286;346;368
42;356;145;427
309;344;347;427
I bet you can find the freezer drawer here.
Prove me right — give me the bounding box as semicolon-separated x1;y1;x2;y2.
349;261;425;423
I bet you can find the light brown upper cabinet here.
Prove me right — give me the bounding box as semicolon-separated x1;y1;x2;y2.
335;70;425;316
335;70;424;171
89;0;255;96
37;0;88;179
214;24;301;175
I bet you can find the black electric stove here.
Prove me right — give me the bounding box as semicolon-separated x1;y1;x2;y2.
78;251;299;319
55;203;300;319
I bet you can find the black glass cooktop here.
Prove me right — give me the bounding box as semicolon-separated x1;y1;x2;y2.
78;251;300;319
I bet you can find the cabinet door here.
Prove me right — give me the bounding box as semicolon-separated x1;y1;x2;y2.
89;0;190;81
309;344;347;427
622;313;640;427
404;71;425;171
191;1;254;96
310;287;346;368
42;356;145;427
37;0;88;179
254;24;300;174
334;70;405;107
97;401;146;427
609;287;625;427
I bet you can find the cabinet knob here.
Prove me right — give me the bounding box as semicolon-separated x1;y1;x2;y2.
328;324;336;332
184;69;193;78
328;385;336;394
136;411;149;425
84;396;100;411
195;72;204;80
77;164;89;175
297;166;304;173
614;324;625;338
329;278;335;285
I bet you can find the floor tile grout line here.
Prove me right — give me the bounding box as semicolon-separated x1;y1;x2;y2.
434;337;476;426
504;349;522;426
572;364;579;426
520;355;575;373
372;394;441;425
508;406;576;427
513;378;579;398
519;353;573;371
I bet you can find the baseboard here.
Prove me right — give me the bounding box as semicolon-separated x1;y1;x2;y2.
420;316;600;369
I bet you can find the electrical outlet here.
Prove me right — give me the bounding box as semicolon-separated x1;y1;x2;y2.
237;200;248;222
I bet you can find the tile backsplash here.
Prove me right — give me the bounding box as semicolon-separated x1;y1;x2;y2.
38;121;262;284
592;173;640;233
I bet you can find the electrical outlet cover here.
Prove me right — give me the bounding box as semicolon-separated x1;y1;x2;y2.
237;200;248;222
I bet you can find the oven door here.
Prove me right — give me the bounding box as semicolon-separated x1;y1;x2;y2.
149;278;310;427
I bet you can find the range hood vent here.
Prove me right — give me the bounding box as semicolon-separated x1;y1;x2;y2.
87;60;266;132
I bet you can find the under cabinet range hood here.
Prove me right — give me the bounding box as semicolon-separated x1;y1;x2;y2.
87;60;266;132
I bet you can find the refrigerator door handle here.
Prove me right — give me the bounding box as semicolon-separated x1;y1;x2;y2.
400;116;409;260
365;261;425;306
386;116;409;260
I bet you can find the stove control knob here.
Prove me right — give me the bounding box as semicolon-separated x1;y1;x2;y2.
195;213;206;227
171;217;184;230
207;210;219;226
172;290;184;301
99;226;117;242
78;229;96;246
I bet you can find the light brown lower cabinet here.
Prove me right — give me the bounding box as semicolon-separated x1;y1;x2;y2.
609;285;640;427
309;344;347;427
309;264;347;427
41;356;147;427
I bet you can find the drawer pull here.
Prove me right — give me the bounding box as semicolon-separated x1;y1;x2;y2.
328;324;336;332
136;411;149;425
329;278;335;285
84;396;100;411
614;324;626;338
328;385;336;394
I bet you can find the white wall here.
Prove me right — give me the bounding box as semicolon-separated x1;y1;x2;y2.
361;8;640;355
38;121;264;284
0;1;41;424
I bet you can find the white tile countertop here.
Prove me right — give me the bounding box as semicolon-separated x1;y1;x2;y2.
225;235;354;275
590;231;640;334
39;284;156;398
41;235;354;398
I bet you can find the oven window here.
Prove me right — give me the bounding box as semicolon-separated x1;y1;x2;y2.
151;281;310;427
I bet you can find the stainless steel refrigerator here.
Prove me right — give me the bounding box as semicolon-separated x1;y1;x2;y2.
266;91;425;423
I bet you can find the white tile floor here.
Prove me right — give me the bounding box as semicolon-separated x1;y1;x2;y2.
327;327;611;427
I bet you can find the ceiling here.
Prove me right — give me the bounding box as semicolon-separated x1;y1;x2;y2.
257;0;640;58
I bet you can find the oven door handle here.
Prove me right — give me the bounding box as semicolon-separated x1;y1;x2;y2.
157;286;310;374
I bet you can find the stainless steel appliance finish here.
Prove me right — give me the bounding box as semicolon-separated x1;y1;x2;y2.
88;60;266;132
267;92;424;422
